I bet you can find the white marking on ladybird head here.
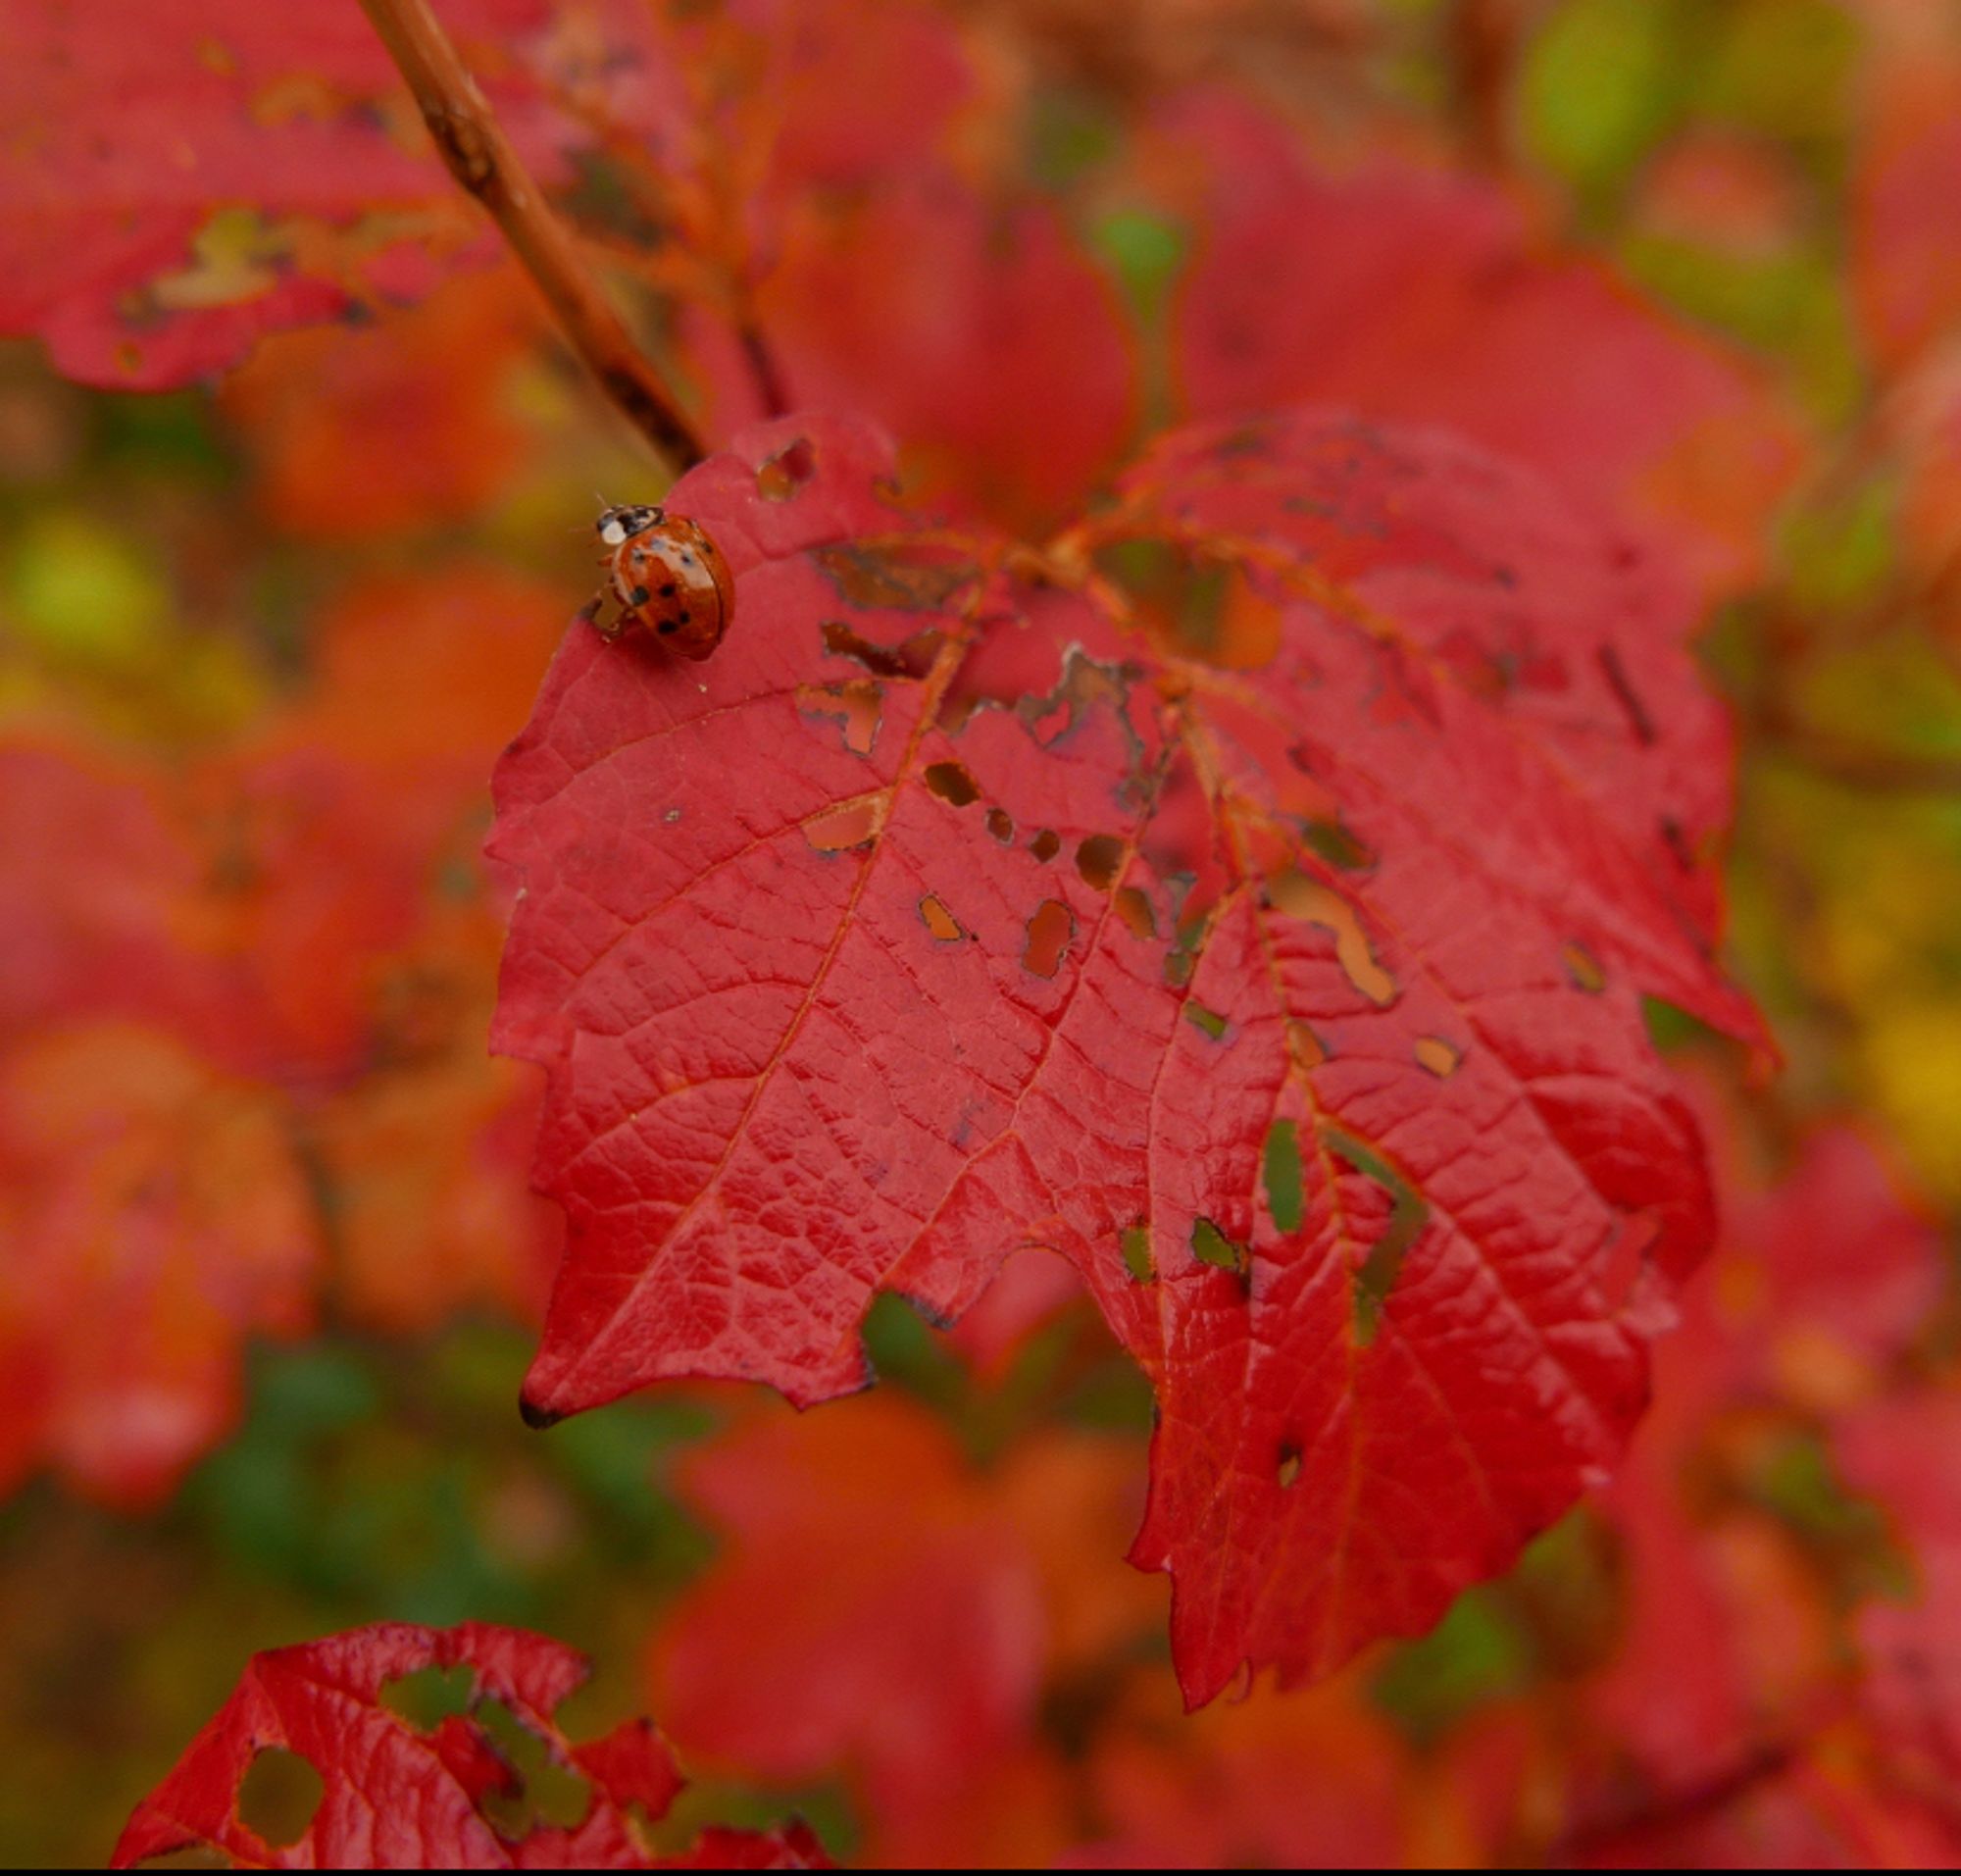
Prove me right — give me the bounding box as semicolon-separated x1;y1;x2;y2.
596;502;661;547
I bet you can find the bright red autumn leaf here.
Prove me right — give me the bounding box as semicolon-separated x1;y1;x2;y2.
111;1621;830;1870
493;404;1759;1702
1153;92;1805;596
687;185;1139;533
0;0;588;386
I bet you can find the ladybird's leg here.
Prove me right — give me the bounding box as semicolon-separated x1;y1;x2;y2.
575;596;623;640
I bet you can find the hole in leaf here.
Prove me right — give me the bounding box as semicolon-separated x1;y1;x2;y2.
1114;886;1156;940
1120;1225;1154;1284
1263;1121;1303;1235
756;437;816;501
822;619;942;680
1267;870;1396;1005
985;807;1014;843
1562;940;1607;992
381;1664;476;1731
473;1700;592;1841
1190;1216;1249;1278
925;760;980;807
1023;898;1075;978
1075;834;1124;891
1184;1002;1228;1040
1300;818;1375;873
798;679;882;755
815;541;971;609
803;799;880;852
1030;829;1061;863
919;894;964;941
1288;1020;1328;1071
1322;1126;1430;1344
237;1749;324;1850
1414;1036;1462;1078
1278;1444;1303;1490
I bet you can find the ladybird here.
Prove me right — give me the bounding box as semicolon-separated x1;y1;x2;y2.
586;502;734;660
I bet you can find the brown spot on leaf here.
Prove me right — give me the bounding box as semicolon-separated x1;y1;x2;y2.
1288;1021;1328;1073
985;807;1015;843
1023;898;1075;978
1562;940;1607;992
925;760;980;807
1114;886;1156;940
1414;1036;1462;1078
919;894;964;941
802;799;881;852
814;542;971;610
822;619;942;681
797;679;882;756
1076;834;1124;891
1030;829;1061;863
1267;871;1396;1006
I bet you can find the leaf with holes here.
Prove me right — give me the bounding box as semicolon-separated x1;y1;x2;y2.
491;406;1761;1703
0;0;596;386
110;1621;830;1869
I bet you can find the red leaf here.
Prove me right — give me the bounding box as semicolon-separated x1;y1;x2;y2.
0;1020;319;1507
0;0;583;385
492;406;1757;1701
697;186;1139;532
649;1394;1150;1864
110;1621;830;1870
1157;93;1805;596
1849;6;1961;370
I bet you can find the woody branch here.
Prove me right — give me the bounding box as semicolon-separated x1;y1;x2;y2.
358;0;706;470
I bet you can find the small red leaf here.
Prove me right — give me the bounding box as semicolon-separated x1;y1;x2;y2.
110;1622;829;1870
0;0;588;385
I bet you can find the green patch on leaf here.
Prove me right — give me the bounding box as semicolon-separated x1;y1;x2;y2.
379;1663;477;1732
1300;818;1375;873
1322;1125;1429;1342
1183;1001;1229;1040
1121;1224;1155;1284
1262;1121;1304;1236
1190;1216;1249;1277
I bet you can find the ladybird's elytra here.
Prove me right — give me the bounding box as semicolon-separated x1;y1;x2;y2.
589;503;734;660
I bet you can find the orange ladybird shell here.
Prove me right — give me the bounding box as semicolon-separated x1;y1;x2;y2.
599;507;734;660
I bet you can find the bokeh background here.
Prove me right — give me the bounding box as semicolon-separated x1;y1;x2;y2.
3;0;1960;1864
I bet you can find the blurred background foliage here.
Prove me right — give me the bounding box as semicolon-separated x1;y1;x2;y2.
2;0;1959;1864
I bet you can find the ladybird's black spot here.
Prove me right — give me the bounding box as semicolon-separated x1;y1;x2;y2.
629;585;651;606
679;611;691;624
660;583;677;597
658;619;677;634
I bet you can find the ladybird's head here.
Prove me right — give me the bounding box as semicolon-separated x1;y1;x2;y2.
597;503;662;547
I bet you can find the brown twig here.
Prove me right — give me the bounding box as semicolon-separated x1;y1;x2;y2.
358;0;706;470
1447;0;1523;171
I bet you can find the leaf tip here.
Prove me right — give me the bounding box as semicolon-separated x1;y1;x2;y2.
517;1393;565;1432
